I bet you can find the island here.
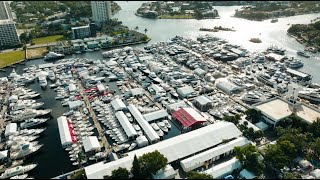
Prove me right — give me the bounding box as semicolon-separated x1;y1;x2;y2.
135;1;219;19
287;19;320;53
234;1;320;21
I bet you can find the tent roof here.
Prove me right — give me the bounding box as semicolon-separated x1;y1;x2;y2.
172;107;206;127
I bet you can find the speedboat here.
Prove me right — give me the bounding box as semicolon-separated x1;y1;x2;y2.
10;174;28;179
297;51;310;58
163;120;171;129
128;142;137;151
43;52;65;61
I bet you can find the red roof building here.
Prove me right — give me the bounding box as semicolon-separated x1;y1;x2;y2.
172;107;207;128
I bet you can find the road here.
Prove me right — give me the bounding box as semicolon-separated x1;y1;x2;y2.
0;43;56;54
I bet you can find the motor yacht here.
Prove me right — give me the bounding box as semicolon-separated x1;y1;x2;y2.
128;142;137;151
20;118;48;129
10;143;43;160
48;71;56;81
10;109;52;122
38;76;47;88
9;174;29;179
298;88;320;103
43;52;65;61
0;164;37;179
240;91;266;103
163;120;171;129
297;51;310;58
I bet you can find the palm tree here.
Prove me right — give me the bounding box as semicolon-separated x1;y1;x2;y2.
144;28;148;34
134;26;139;31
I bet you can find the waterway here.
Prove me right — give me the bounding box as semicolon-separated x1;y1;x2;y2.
0;1;320;178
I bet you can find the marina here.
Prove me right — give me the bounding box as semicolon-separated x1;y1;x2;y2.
0;1;320;179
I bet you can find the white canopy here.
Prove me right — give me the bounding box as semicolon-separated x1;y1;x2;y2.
136;135;149;148
68;84;77;92
83;136;101;153
5;123;17;137
0;150;8;160
111;99;126;111
57;116;72;147
152;165;176;179
115;111;137;138
204;157;242;179
68;100;84;109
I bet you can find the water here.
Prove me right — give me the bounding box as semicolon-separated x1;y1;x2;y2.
1;2;320;178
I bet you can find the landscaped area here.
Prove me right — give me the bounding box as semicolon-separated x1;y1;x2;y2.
27;47;48;59
32;35;65;45
0;51;25;68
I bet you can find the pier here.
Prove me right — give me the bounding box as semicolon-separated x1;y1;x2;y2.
77;81;112;154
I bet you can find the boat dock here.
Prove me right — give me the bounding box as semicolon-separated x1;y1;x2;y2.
0;82;10;131
77;81;112;154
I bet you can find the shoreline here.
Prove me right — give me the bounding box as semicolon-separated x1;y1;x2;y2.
287;32;319;53
234;11;320;21
0;39;151;69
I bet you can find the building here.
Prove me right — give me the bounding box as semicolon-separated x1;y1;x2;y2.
84;121;243;179
193;95;213;112
0;1;13;20
72;25;91;39
253;97;320;127
91;1;112;26
172;107;207;131
0;19;20;48
216;78;242;95
203;157;242;179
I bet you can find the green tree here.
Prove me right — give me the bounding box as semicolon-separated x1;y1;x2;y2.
283;172;302;179
309;118;320;138
223;116;239;125
186;171;213;179
245;109;262;123
131;155;142;179
110;167;129;179
144;28;148;34
138;150;168;178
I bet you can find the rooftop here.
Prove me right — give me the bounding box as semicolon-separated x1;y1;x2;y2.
254;97;320;124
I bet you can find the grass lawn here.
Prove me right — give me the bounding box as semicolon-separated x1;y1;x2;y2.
32;35;65;45
27;47;48;59
0;51;25;68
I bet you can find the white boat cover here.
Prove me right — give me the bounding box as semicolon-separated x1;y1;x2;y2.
83;136;101;153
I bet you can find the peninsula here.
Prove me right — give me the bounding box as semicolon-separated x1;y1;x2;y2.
234;1;320;21
136;1;219;19
287;20;320;53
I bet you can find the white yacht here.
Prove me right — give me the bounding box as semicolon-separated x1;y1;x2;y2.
139;65;151;74
209;110;224;119
298;88;320;103
163;120;171;129
10;143;43;160
20;118;48;129
10;109;52;122
287;59;304;69
151;123;164;137
10;174;28;179
240;91;266;103
38;76;47;88
8;69;18;79
148;72;162;83
48;71;56;81
0;164;37;179
156;121;168;133
10;101;44;111
128;142;137;151
18;128;46;136
43;52;65;61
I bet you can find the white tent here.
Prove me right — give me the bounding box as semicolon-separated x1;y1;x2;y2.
57;116;73;148
83;136;101;153
0;150;8;160
68;84;77;92
136;135;149;148
5;123;17;137
68;100;84;109
152;165;176;179
115;111;137;138
111;99;127;111
204;157;242;179
311;169;320;179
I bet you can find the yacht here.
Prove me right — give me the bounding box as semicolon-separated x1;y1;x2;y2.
10;109;52;122
139;65;151;75
156;121;168;133
151;123;164;137
20;118;48;129
11;101;44;111
297;51;310;58
128;142;137;151
148;72;162;83
209;110;224;119
163;120;171;129
43;52;65;61
48;71;56;81
10;174;29;179
10;142;43;160
240;91;266;103
133;124;141;131
298;88;320;103
8;69;18;79
0;164;37;179
89;152;105;161
38;76;47;88
287;59;304;69
18;128;46;136
271;18;278;23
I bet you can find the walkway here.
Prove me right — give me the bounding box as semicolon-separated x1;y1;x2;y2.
77;81;112;154
0;82;10;131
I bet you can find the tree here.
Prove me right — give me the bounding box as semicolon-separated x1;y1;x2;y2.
131;155;142;179
186;171;213;179
144;28;148;34
234;144;265;175
138;150;168;178
309;118;320;138
134;26;139;31
283;172;302;179
245;109;262;123
110;167;129;179
223;116;239;125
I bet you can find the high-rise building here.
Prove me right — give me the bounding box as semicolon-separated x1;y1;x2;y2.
91;1;112;26
71;25;91;39
0;19;21;48
0;1;13;20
